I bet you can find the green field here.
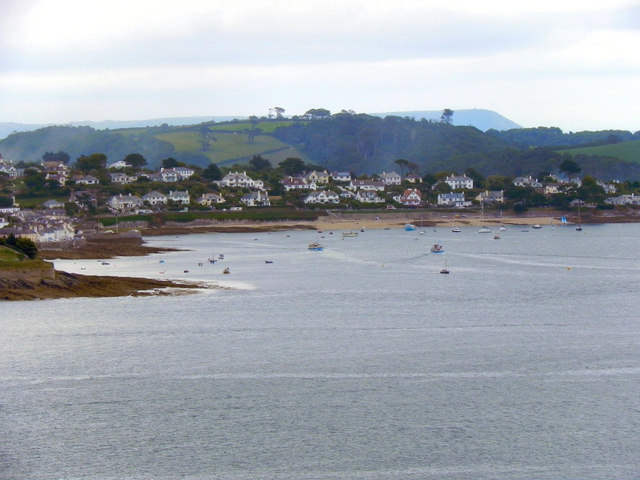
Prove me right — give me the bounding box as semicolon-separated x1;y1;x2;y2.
154;130;309;165
558;140;640;164
0;245;49;269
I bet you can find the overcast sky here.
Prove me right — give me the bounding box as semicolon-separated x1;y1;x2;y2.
1;0;639;131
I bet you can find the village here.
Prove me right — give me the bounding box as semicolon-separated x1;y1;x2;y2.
1;153;639;245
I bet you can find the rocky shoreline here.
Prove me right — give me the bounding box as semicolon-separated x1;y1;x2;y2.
0;269;204;301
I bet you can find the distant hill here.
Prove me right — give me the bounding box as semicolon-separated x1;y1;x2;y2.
3;114;640;180
372;109;521;131
0;116;246;141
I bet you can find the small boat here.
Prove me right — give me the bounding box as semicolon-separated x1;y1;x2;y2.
419;231;427;235
218;254;224;260
223;267;230;274
521;227;529;232
576;201;583;231
101;261;110;265
342;231;358;237
451;227;461;233
208;258;217;264
308;242;324;251
532;224;542;229
404;224;416;231
499;225;507;231
494;234;500;240
265;260;274;264
430;244;445;254
440;259;450;274
478;226;492;234
183;270;189;273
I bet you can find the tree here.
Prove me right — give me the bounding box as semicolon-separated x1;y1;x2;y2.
273;107;285;119
279;157;305;176
304;108;331;120
465;167;485;189
559;158;581;179
202;163;222;181
441;109;454;124
42;151;70;164
249;155;271;171
161;157;182;169
395;158;409;177
0;195;13;207
76;153;107;171
124;153;147;169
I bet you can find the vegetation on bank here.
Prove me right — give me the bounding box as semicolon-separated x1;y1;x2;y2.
98;207;324;227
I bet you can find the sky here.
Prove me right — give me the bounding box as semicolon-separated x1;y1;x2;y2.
1;0;639;132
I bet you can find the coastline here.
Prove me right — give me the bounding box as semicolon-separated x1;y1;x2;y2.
0;269;206;301
6;208;638;301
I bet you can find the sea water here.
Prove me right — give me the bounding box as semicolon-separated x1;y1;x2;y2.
1;223;640;479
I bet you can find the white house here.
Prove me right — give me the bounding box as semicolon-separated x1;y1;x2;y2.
109;172;137;184
438;192;468;207
108;194;144;211
142;191;168;206
394;188;423;207
475;190;504;204
281;176;316;191
379;171;402;186
241;190;271;207
605;194;640;206
305;170;331;184
355;190;384;203
513;176;542;188
107;160;131;170
303;190;340;204
198;193;225;206
167;190;190;204
348;179;385;192
330;171;352;182
73;175;99;185
219;171;256;188
444;174;473;190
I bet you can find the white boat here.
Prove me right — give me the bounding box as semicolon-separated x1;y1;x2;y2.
404;224;416;231
478;201;492;233
342;231;358;237
499;225;507;231
430;244;445;254
532;224;542;229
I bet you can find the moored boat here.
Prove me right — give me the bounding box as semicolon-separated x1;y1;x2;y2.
430;244;445;253
308;242;324;251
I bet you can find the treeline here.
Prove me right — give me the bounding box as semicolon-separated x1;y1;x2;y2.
486;126;640;148
273;114;640;180
272;113;507;174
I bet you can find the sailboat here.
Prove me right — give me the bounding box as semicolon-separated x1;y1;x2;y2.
451;218;461;233
440;258;450;274
576;201;583;231
478;201;492;233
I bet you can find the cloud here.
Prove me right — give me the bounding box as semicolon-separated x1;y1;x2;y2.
1;0;638;130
